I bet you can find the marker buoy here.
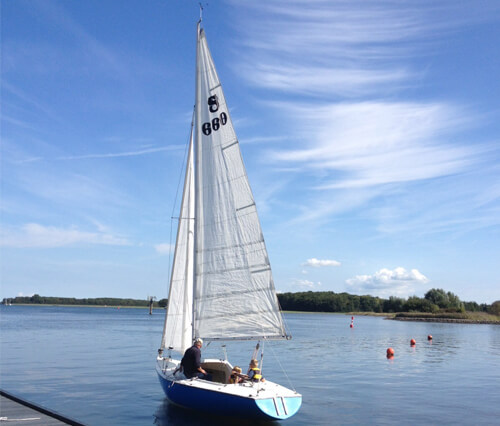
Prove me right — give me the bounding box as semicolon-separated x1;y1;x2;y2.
350;316;354;328
410;338;416;346
427;335;432;340
386;348;395;358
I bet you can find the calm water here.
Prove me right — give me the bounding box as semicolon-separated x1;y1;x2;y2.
1;305;499;425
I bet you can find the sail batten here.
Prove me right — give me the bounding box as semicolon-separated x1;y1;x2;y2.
221;140;238;150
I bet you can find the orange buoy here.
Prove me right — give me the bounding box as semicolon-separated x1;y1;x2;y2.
427;335;433;340
410;338;416;346
386;347;395;358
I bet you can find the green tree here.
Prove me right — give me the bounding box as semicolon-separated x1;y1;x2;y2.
489;301;500;316
30;294;42;304
383;296;405;313
425;288;449;308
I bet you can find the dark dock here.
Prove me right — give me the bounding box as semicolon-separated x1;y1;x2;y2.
0;390;85;425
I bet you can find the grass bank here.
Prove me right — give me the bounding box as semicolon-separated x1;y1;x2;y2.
393;311;500;324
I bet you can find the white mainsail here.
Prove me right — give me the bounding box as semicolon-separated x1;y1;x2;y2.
193;28;286;341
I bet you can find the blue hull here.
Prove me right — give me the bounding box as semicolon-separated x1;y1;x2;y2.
157;372;301;420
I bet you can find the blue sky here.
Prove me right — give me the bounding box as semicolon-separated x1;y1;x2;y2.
1;0;499;304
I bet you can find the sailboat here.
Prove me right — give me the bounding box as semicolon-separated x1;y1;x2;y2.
156;18;302;421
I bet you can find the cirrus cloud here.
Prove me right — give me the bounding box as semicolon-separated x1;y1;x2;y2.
0;223;130;248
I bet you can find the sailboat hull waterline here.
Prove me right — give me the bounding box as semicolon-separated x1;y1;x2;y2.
156;358;301;420
156;18;301;420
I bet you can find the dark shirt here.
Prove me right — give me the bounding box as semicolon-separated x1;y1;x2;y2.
180;345;201;378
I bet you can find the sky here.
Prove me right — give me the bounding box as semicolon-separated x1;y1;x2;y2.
1;0;499;304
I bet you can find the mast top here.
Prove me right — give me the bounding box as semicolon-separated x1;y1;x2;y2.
199;2;203;23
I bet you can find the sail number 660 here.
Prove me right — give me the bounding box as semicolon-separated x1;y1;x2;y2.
202;113;227;136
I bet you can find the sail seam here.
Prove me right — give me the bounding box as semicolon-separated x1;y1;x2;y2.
197;207;258;231
194;286;271;300
199;172;250;191
201;335;286;341
195;238;265;254
195;262;270;277
199;308;277;319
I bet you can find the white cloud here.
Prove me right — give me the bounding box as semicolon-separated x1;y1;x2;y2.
232;0;496;100
229;0;496;236
271;101;477;189
154;243;173;255
55;145;182;161
0;223;130;248
346;267;429;298
292;279;322;289
304;258;341;268
244;63;412;97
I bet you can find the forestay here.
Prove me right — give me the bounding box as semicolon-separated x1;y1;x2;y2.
193;28;286;341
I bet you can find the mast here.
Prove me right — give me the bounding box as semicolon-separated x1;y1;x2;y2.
192;18;202;341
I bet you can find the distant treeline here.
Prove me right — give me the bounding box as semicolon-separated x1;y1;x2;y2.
277;288;496;314
3;289;498;316
1;294;168;308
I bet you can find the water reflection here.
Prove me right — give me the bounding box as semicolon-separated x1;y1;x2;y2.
153;398;275;426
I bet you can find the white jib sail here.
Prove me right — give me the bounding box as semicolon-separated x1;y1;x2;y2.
193;28;286;341
161;130;195;355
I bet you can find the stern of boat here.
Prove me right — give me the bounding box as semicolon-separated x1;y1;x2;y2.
254;393;302;420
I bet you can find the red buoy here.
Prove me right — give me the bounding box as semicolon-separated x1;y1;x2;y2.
427;335;433;340
386;347;395;358
410;338;416;346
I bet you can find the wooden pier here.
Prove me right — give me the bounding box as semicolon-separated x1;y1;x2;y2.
0;390;85;425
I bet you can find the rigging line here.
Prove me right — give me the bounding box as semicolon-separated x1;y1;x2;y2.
167;107;195;295
276;294;293;339
268;342;296;392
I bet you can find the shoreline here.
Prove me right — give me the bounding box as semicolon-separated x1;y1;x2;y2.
0;304;157;309
4;305;498;323
391;317;499;324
